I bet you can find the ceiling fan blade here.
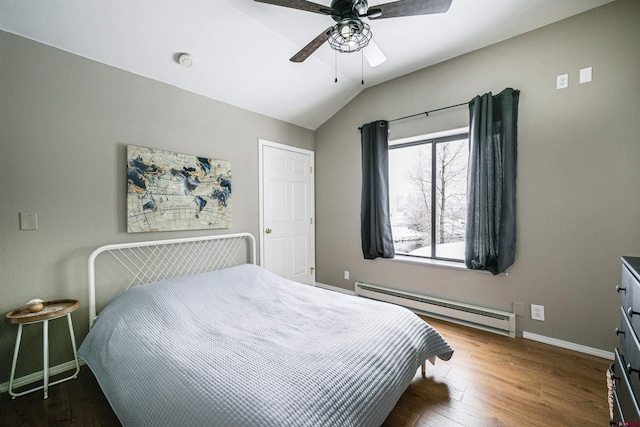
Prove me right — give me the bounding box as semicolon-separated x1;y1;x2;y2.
368;0;452;19
254;0;334;16
290;27;333;62
364;39;387;67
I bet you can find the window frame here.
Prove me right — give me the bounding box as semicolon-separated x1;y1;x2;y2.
389;128;469;263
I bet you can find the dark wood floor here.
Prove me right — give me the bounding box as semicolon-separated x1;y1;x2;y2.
0;317;610;426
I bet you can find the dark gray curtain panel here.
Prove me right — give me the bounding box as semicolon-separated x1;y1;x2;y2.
360;120;395;260
465;88;520;275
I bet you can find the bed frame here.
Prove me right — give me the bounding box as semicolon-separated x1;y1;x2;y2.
87;232;256;327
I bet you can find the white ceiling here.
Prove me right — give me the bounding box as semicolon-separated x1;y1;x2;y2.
0;0;614;130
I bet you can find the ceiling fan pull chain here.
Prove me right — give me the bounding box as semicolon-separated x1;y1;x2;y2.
335;50;338;83
361;50;364;85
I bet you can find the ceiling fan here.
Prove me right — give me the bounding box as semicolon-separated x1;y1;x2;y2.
254;0;452;64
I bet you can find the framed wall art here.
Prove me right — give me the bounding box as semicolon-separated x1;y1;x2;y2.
126;145;231;232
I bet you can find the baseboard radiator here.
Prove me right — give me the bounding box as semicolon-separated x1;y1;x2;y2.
355;282;516;338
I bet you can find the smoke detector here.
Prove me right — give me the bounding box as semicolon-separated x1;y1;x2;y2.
178;53;193;68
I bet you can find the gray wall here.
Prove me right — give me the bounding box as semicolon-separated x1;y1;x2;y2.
0;31;314;382
315;0;640;351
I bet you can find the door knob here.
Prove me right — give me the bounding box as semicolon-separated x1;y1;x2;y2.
265;228;272;234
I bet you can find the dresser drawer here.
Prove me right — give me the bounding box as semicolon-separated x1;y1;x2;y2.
621;263;637;314
619;306;640;394
620;263;640;336
614;348;640;422
612;383;623;424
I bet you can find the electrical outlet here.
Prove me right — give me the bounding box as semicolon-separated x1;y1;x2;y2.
344;271;349;280
531;304;545;321
557;73;568;89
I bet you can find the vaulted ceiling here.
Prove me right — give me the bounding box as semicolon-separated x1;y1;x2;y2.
0;0;614;129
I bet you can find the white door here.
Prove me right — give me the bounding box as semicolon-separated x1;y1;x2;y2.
259;141;315;285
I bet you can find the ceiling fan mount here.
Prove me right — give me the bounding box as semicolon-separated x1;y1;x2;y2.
254;0;452;63
323;0;379;22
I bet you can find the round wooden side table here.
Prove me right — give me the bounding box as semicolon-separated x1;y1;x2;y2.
5;299;81;399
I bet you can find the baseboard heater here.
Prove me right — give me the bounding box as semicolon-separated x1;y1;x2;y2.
355;282;516;338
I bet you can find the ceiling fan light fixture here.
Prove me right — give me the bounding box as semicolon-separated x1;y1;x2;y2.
339;22;352;39
328;21;372;53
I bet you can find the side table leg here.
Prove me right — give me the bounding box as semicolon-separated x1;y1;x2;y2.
43;319;49;399
67;313;80;378
8;324;24;399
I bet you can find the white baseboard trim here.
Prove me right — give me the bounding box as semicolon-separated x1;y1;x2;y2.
523;331;614;360
0;360;85;394
314;282;355;296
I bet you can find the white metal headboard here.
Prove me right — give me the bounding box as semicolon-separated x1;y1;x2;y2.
88;232;256;327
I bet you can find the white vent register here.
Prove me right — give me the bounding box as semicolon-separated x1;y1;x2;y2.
355;282;516;338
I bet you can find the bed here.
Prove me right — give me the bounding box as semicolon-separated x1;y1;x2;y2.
79;233;453;426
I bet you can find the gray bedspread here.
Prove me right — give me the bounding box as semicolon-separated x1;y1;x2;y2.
79;264;453;426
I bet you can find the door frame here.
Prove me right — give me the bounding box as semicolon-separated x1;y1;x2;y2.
258;139;315;282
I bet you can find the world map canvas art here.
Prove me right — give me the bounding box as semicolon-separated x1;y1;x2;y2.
127;145;231;232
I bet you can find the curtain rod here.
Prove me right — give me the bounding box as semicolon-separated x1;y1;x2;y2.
388;101;467;124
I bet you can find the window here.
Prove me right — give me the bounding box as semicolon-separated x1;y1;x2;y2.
388;129;469;262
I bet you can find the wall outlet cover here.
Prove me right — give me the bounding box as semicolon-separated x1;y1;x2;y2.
557;74;569;89
531;304;545;321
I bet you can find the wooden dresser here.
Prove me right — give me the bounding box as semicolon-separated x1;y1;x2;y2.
613;257;640;423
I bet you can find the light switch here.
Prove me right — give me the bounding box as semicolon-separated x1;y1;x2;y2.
20;212;38;230
580;67;592;84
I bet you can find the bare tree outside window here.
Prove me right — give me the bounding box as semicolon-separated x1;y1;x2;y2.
405;146;432;241
388;131;468;261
